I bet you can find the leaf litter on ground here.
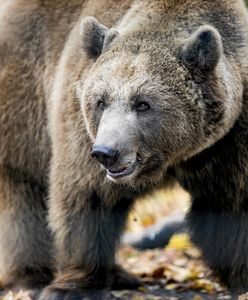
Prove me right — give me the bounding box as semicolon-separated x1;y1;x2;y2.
0;186;233;299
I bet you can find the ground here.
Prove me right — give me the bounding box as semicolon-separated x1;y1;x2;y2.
0;184;245;300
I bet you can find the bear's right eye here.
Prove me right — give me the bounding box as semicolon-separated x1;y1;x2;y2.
135;101;150;112
97;99;105;111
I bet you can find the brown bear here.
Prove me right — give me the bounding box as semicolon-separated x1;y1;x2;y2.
1;0;248;299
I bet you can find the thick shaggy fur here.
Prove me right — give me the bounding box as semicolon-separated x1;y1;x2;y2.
1;0;248;299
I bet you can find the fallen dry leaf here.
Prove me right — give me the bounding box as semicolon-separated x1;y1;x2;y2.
239;293;248;300
1;291;32;300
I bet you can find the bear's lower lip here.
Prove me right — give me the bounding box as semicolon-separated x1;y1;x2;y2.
107;163;136;179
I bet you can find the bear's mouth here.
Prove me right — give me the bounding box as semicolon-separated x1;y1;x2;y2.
107;163;136;180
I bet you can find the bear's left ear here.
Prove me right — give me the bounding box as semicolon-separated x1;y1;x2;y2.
80;16;119;59
181;25;223;72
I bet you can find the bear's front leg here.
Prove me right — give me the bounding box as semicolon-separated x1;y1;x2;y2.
187;210;248;295
39;153;138;300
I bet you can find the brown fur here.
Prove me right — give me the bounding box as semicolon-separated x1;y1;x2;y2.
1;0;248;299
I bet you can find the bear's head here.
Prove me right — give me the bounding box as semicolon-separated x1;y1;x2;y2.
77;16;243;188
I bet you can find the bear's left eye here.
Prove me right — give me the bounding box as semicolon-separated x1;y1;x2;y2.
135;101;150;112
97;99;105;111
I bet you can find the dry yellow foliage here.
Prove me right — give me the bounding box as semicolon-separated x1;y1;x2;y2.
127;185;190;233
1;291;32;300
166;233;193;251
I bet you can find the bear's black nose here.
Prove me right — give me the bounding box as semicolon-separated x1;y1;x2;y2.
92;145;119;168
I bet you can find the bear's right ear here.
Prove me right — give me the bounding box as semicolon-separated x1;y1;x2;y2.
181;25;223;72
80;16;119;59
